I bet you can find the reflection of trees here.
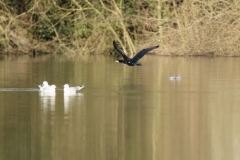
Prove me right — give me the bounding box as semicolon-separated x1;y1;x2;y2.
33;92;86;159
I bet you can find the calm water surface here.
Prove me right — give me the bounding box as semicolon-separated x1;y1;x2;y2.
0;55;240;160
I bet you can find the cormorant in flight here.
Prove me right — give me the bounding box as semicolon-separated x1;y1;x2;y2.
113;40;159;66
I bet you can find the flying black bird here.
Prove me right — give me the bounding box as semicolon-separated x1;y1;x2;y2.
113;40;159;66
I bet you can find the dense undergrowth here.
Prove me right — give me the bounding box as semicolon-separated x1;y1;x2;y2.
0;0;240;56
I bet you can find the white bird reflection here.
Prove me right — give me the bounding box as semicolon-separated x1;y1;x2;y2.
39;91;56;113
64;93;84;119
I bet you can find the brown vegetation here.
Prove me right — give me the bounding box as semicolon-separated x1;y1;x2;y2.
0;0;240;56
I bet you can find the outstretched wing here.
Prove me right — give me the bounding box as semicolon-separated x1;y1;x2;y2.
113;41;130;60
131;45;159;63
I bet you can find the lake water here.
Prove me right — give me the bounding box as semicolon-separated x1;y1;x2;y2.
0;55;240;160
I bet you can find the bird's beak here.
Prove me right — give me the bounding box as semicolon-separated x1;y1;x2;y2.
115;60;119;63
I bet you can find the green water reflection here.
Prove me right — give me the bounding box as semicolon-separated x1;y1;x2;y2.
0;56;240;160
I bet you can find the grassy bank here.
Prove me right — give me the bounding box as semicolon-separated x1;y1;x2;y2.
0;0;240;56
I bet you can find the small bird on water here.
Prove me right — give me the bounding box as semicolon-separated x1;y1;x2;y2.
38;81;50;91
63;84;84;93
175;75;182;80
168;75;176;80
168;75;183;81
113;40;159;66
38;81;56;92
